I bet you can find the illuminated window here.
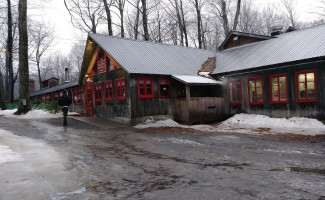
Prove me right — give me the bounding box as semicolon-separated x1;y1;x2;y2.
115;78;126;100
104;81;113;101
270;74;288;104
248;77;264;105
94;83;102;102
159;78;171;98
229;79;242;105
138;77;154;99
296;71;317;102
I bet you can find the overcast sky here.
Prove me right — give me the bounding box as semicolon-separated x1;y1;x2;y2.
30;0;323;56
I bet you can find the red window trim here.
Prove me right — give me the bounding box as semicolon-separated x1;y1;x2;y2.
158;78;172;98
93;82;102;102
115;78;126;100
138;77;154;99
295;70;317;103
270;74;289;104
228;79;242;106
104;81;113;101
248;77;264;105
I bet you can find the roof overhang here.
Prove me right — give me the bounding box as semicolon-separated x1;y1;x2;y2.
172;75;222;85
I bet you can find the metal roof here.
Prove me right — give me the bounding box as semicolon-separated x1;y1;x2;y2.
89;33;216;76
30;80;79;97
212;24;325;75
172;75;222;85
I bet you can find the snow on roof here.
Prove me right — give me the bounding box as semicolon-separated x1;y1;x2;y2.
172;75;222;85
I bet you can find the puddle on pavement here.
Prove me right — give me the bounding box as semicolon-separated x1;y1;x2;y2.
270;167;325;175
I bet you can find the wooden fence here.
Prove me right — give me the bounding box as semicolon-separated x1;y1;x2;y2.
172;97;227;124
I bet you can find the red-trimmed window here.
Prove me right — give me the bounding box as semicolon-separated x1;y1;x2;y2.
94;83;102;102
296;70;317;103
270;74;288;104
115;78;126;100
248;77;264;105
72;87;83;104
104;81;113;101
229;79;242;105
159;78;171;98
53;92;60;101
138;77;154;99
45;94;51;100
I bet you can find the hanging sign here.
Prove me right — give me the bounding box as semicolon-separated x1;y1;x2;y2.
97;57;107;74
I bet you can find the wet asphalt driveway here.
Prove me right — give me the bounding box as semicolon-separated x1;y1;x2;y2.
0;116;325;200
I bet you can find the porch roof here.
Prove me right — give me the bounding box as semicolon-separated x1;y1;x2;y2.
172;75;222;85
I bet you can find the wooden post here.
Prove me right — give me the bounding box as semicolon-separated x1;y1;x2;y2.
186;85;191;124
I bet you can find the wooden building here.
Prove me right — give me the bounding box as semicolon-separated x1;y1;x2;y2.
211;24;325;120
76;34;225;124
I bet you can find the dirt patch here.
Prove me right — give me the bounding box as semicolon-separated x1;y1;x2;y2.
258;133;325;143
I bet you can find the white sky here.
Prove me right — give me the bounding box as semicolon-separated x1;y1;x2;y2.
29;0;323;56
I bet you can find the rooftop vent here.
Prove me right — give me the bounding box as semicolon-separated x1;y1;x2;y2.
271;21;284;36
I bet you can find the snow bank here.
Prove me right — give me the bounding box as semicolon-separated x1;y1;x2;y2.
134;119;184;129
0;109;59;119
221;114;325;129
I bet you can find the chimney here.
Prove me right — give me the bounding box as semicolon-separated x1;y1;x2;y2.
64;68;70;83
271;21;284;36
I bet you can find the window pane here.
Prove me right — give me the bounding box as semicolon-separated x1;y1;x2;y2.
160;84;170;97
249;81;255;102
298;82;306;99
306;73;314;82
140;88;145;95
307;82;315;99
146;80;152;95
256;80;262;88
298;74;305;83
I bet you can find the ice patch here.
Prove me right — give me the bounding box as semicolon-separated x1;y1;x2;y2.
0;144;22;164
153;137;204;146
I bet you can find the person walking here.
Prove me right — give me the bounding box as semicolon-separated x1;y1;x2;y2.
58;90;72;126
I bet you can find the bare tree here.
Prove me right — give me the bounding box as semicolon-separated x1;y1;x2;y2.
0;69;5;110
15;0;30;114
64;0;104;33
29;21;54;90
5;0;14;103
114;0;126;37
141;0;149;40
280;0;298;27
103;0;113;35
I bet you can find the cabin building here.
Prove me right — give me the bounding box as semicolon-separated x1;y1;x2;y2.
211;24;325;120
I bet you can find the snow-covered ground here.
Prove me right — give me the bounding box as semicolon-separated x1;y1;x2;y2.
0;109;60;119
135;114;325;136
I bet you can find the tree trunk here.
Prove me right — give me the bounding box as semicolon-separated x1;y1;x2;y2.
134;0;140;39
0;70;6;110
180;0;188;47
175;0;184;46
103;0;113;35
7;0;14;103
141;0;149;41
15;0;30;115
119;5;125;37
232;0;241;30
220;0;230;36
194;0;202;49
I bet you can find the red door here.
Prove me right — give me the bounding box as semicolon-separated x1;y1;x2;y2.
85;83;94;116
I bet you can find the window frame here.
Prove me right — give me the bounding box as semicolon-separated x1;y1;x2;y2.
115;78;126;100
295;70;317;103
104;81;113;101
247;77;264;105
93;82;103;103
158;78;172;99
228;79;242;105
138;77;154;99
269;74;289;104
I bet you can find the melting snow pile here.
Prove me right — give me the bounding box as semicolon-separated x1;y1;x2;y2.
222;114;325;129
0;109;59;119
134;119;184;129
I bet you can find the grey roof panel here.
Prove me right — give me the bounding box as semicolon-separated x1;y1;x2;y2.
213;24;325;75
89;33;216;76
30;80;79;97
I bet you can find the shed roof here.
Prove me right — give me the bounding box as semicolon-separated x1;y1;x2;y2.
30;80;79;97
172;75;222;85
212;24;325;75
89;33;216;76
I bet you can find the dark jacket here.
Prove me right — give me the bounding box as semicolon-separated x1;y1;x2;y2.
58;94;72;107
